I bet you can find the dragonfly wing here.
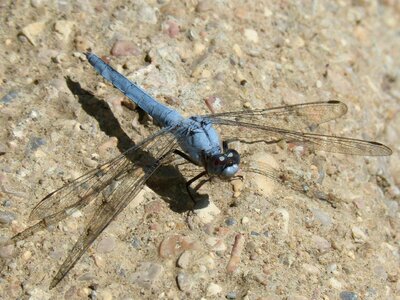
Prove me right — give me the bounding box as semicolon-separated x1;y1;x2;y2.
212;119;392;156
29;156;130;222
11;127;179;246
204;101;348;131
27;128;172;222
49;153;161;288
243;160;338;207
42;126;180;288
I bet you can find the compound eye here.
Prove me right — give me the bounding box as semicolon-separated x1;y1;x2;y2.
225;149;240;164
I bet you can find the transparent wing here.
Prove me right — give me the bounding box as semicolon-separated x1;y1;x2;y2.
211;119;392;156
49;150;171;288
10;128;172;244
204;101;348;131
10;125;181;287
242;160;339;207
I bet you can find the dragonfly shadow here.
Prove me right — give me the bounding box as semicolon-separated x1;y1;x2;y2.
65;77;197;213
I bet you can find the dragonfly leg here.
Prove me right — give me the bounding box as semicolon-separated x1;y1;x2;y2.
230;174;244;181
184;171;209;228
173;149;198;165
172;149;209;208
222;140;229;151
185;171;208;207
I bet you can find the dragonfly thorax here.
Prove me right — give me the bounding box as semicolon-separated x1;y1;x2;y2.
205;149;240;177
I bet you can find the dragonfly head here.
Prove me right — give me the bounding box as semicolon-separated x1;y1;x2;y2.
206;149;240;178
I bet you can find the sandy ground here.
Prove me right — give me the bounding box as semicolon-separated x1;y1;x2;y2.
0;1;399;299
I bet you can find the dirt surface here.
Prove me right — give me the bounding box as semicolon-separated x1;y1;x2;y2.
1;1;399;299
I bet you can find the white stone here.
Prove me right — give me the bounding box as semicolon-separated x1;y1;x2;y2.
21;22;45;46
328;277;342;289
194;199;221;223
206;283;222;296
244;28;259;43
54;20;75;41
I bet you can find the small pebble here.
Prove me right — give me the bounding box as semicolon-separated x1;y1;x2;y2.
83;157;98;168
162;19;180;38
25;137;46;154
98;289;112;300
232;44;243;57
194;199;221;223
0;244;14;258
193;42;205;55
0;144;7;155
328;277;342;289
231;178;243;198
273;208;290;236
244;28;259;43
196;0;213;12
177;250;191;269
351;227;368;243
110;40;140;57
226;291;237;299
159;235;200;258
1;91;18;104
310;208;332;227
340;291;359;300
206;237;227;252
327;263;338;274
227;234;245;273
29;110;39;120
176;272;192;291
264;7;273;17
49;248;64;260
96;236;116;254
302;263;320;275
0;211;16;225
54;20;75;42
93;254;105;268
2;200;12;207
130;236;141;249
311;235;331;252
199;254;216;270
384;200;398;217
225;218;237;226
130;262;164;289
204;95;222;114
373;265;388;280
241;216;249;224
144;201;164;215
30;0;44;8
137;4;157;24
206;283;222;297
292;36;305;48
250;231;260;236
21;21;45;45
22;250;32;261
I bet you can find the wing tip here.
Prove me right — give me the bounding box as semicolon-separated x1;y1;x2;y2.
369;141;393;156
328;100;348;115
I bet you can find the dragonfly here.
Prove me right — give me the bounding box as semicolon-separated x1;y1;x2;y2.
7;52;392;289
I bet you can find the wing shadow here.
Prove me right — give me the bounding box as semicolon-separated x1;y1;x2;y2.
66;77;196;213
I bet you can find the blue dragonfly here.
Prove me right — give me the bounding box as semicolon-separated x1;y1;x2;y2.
9;53;392;288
